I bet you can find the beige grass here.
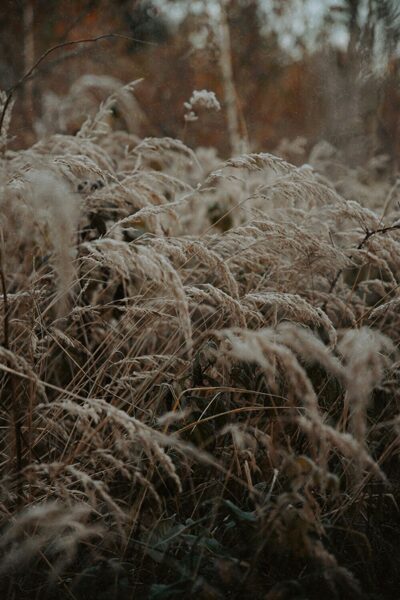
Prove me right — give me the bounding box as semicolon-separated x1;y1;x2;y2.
0;81;399;599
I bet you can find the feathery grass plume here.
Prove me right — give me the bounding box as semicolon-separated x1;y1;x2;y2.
202;152;296;189
275;322;344;380
296;416;386;483
185;284;247;328
338;327;395;446
32;134;115;173
243;292;337;347
0;347;46;395
74;78;144;140
369;295;400;319
185;240;240;297
35;392;223;495
0;502;100;580
104;239;197;348
132;136;202;175
218;327;322;421
6;167;80;314
38;75;145;137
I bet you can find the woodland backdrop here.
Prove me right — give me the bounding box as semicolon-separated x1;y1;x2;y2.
2;0;400;164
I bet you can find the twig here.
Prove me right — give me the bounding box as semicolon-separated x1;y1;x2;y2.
0;254;9;349
0;250;23;504
327;223;400;297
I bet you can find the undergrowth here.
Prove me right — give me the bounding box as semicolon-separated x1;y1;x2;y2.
0;82;399;600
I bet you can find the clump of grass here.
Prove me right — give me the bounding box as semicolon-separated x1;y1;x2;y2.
0;80;399;600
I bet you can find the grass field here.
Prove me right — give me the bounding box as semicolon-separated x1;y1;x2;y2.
0;82;399;599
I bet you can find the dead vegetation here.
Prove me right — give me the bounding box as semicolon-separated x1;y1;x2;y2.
0;81;400;600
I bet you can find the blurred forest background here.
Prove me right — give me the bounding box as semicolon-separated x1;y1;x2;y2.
2;0;400;166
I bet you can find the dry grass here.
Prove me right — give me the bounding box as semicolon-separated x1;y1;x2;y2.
0;81;399;600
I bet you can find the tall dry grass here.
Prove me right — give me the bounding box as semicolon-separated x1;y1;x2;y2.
0;80;399;599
